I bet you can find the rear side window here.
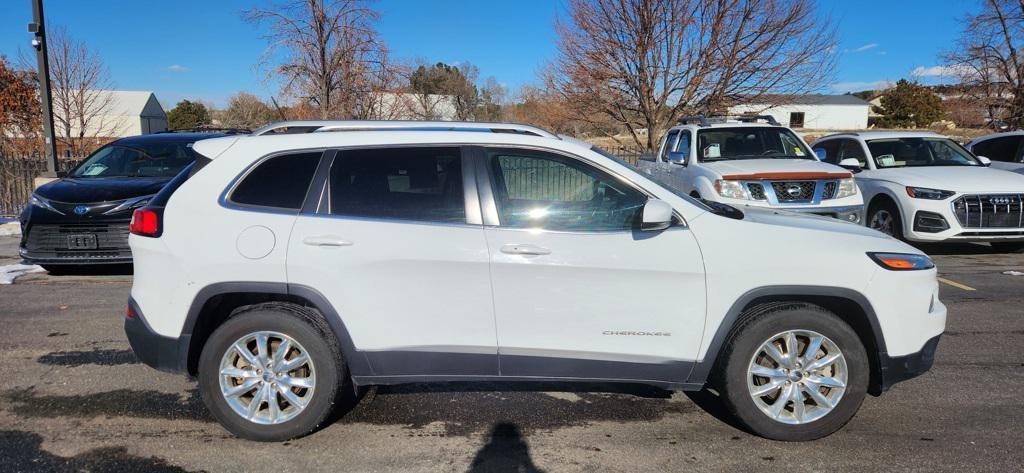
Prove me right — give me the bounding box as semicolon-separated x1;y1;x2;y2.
231;152;322;210
328;147;465;223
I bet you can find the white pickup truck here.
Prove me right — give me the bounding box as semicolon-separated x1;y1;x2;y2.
648;116;864;222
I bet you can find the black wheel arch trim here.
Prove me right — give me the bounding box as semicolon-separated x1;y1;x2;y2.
685;285;889;394
177;281;371;377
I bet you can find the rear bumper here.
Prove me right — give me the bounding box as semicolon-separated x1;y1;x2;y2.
874;335;940;394
124;298;190;373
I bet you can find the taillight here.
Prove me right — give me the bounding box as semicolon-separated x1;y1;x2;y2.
130;208;160;237
126;305;135;319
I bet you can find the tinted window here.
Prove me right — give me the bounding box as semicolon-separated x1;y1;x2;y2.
71;142;198;178
972;136;1022;162
488;149;647;231
231;152;321;209
328;147;465;223
813;140;840;164
839;140;868;167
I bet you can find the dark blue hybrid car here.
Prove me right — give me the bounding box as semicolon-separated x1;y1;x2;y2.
19;131;238;269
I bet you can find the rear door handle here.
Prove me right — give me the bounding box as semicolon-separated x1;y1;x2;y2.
302;235;353;247
500;243;551;256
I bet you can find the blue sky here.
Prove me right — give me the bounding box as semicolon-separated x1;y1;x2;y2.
0;0;975;108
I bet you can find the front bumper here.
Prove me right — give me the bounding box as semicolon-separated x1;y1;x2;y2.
873;335;940;394
124;298;190;373
20;219;134;265
902;194;1024;242
770;204;863;223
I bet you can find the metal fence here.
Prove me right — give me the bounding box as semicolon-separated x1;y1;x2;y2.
0;155;78;217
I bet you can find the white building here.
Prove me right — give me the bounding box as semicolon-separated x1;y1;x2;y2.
81;90;168;137
728;94;870;130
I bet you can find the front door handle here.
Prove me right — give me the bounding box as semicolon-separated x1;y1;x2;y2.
500;243;551;256
302;235;353;247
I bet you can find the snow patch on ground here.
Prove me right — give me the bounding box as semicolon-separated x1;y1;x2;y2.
0;222;21;237
0;264;45;284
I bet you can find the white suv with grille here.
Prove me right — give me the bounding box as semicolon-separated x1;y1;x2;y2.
124;120;945;442
652;116;863;223
812;131;1024;251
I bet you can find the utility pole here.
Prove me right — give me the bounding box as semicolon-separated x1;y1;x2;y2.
28;0;59;177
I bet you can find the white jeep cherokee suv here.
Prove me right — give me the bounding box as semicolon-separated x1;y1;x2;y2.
812;131;1024;251
653;116;863;222
125;120;945;442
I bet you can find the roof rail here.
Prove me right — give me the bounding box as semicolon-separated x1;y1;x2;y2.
250;120;560;138
157;127;252;135
677;114;781;127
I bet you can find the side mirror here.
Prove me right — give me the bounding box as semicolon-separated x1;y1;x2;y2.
641;199;674;231
977;156;992;166
838;158;863;171
666;151;688;166
813;148;827;160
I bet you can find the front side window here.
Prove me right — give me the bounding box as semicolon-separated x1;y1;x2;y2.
866;138;980;168
839;140;868;167
660;130;680;161
488;148;647;231
813;140;840;164
696;127;813;162
71;141;198;178
675;130;691;156
972;136;1022;162
328;147;465;223
230;151;322;210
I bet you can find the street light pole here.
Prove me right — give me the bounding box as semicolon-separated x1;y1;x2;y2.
28;0;59;177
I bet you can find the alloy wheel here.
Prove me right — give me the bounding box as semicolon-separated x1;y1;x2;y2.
746;329;848;425
218;331;316;425
869;210;895;236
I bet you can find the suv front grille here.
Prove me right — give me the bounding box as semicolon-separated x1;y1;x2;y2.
24;223;132;260
822;181;837;199
953;194;1024;228
747;183;767;200
769;181;816;202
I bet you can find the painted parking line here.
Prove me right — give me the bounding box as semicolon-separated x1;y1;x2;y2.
937;277;976;291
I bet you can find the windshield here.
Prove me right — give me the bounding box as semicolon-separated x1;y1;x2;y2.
866;137;980;168
69;141;198;178
695;127;813;162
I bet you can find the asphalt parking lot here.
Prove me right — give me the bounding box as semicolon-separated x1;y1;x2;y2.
0;235;1022;472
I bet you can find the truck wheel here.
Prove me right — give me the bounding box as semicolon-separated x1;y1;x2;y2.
198;303;347;441
715;303;869;441
867;201;904;240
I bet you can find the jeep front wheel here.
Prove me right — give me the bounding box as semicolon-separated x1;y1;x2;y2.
716;303;869;441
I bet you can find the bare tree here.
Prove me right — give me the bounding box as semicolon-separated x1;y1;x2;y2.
549;0;837;151
27;27;116;156
944;0;1024;128
245;0;391;119
220;92;277;129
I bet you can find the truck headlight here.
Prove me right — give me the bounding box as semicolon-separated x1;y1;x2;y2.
836;178;858;198
714;180;748;200
906;187;955;200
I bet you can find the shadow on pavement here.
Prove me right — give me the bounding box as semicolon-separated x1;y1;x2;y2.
2;387;212;423
468;423;544;473
342;381;690;436
0;429;198;473
911;242;1015;256
43;264;133;276
37;348;139;367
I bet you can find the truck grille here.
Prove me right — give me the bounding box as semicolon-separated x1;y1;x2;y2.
822;181;837;199
23;223;132;260
769;181;816;201
747;183;767;200
952;194;1024;228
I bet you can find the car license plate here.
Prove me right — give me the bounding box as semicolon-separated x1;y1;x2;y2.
67;234;98;250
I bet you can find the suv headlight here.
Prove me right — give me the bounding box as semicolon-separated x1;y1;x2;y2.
906;187;955;200
714;180;748;200
29;194;64;214
836;178;858;198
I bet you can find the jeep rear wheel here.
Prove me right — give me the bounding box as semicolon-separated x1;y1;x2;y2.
198;304;347;441
716;303;869;441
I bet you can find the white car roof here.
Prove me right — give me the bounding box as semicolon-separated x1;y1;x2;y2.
670;122;780;131
815;131;946;143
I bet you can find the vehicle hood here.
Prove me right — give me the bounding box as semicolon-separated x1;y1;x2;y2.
34;177;170;203
703;158;850;179
868;166;1024;192
738;204;891;240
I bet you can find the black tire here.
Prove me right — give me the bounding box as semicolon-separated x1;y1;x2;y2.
198;303;347;441
991;242;1024;253
715;303;869;441
867;200;904;240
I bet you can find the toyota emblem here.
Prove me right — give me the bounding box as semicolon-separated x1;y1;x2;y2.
73;205;89;215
